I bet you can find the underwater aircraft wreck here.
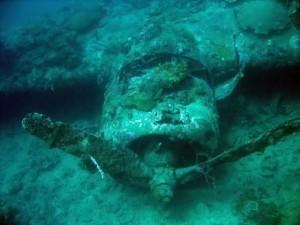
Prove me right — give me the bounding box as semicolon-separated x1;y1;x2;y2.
18;0;300;204
21;52;300;204
22;110;300;204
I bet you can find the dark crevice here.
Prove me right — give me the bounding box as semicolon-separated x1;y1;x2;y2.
218;65;300;145
236;65;300;95
129;135;206;168
0;202;27;225
218;65;300;113
0;81;105;125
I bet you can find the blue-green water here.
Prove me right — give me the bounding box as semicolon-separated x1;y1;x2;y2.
1;0;300;224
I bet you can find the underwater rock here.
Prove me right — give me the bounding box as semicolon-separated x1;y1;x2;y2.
0;3;108;93
1;0;299;95
0;23;97;92
235;0;291;36
64;6;106;33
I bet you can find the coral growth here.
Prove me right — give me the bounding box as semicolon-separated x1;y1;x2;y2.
122;91;158;112
122;60;189;111
153;60;189;89
235;0;291;35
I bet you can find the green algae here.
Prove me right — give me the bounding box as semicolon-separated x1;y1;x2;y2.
122;60;189;111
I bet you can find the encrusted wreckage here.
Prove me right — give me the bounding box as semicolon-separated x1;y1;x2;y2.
17;0;300;203
22;113;300;204
21;53;300;204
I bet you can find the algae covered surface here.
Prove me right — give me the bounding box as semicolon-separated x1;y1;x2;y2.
1;0;300;224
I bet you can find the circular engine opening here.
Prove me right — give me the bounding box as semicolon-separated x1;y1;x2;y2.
129;135;209;168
